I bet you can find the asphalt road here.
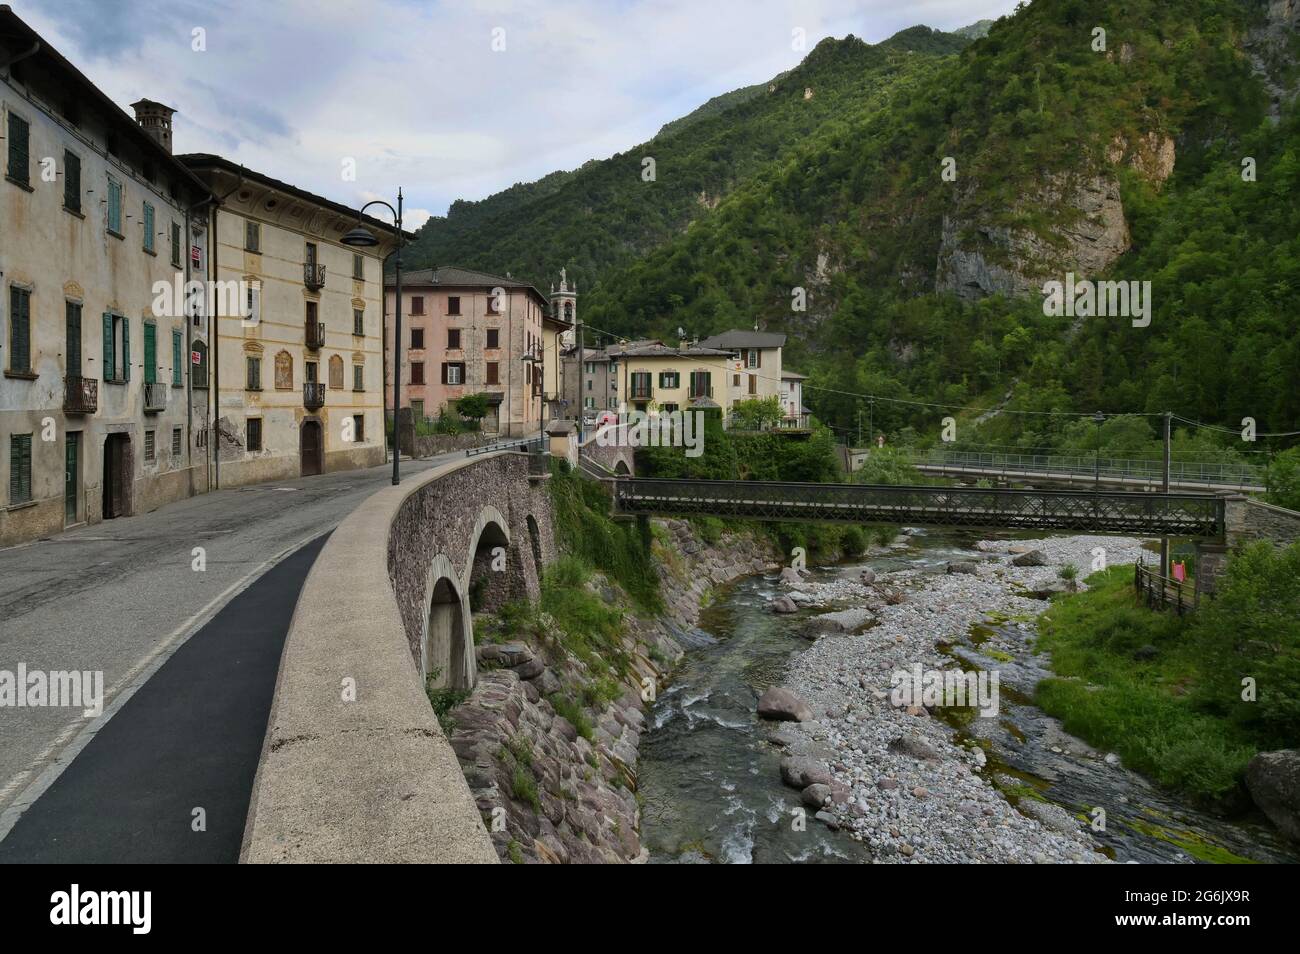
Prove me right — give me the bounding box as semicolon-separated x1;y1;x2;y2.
0;453;453;853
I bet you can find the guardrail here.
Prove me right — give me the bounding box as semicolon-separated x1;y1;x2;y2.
908;449;1263;488
1134;562;1199;614
465;437;543;457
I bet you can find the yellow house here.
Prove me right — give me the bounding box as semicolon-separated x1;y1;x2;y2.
606;341;739;416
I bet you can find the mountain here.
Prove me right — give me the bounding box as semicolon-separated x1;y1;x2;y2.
402;25;974;292
576;0;1300;444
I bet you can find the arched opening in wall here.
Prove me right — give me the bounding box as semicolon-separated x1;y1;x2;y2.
526;514;543;578
468;519;523;615
614;459;631;476
426;576;468;690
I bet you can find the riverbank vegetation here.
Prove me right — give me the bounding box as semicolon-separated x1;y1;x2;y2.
1035;542;1300;808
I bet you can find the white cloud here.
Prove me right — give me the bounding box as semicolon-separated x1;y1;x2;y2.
16;0;1018;221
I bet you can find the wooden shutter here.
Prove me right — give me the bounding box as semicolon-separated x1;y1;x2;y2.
143;203;155;251
7;114;28;184
66;301;82;375
9;435;32;504
121;316;130;381
9;288;30;372
172;330;183;385
64;151;81;210
143;322;157;384
103;313;114;380
108;179;122;233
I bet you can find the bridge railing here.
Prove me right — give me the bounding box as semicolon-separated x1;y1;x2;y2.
465;436;543;457
1134;562;1200;614
612;478;1226;537
906;448;1264;488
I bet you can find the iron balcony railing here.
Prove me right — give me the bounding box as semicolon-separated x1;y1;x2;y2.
304;382;326;410
305;320;325;349
628;384;653;401
304;262;326;291
611;478;1226;538
143;381;167;413
63;375;98;414
907;448;1265;490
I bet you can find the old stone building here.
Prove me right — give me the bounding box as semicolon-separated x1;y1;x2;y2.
1;10;212;546
384;267;554;438
180;155;401;486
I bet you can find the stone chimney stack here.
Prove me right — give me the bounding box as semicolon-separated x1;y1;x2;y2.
130;99;176;154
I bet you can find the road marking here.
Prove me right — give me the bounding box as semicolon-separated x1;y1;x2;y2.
0;528;330;845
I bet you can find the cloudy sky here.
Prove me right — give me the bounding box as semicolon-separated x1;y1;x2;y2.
16;0;1018;230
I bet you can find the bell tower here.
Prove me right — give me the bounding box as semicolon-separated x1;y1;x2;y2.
550;267;577;347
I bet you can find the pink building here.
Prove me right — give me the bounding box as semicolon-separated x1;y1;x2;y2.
384;267;551;437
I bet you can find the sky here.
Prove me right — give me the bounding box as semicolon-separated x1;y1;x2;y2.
15;0;1020;231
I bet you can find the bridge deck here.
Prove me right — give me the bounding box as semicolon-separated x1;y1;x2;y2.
612;478;1226;538
913;462;1264;493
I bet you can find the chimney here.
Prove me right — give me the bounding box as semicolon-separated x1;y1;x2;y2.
130;99;176;154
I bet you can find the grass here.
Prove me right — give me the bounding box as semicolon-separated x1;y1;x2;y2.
1034;565;1256;808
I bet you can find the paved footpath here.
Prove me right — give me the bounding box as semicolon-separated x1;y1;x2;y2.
0;454;454;861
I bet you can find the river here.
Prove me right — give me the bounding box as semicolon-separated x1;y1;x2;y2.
637;531;1298;864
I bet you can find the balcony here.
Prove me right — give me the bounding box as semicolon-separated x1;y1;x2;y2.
628;382;653;401
305;320;325;349
143;381;167;413
304;262;326;291
63;375;98;414
304;382;325;410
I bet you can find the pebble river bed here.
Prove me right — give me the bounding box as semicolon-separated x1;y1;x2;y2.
637;530;1299;864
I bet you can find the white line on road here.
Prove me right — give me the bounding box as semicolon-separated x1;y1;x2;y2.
0;528;329;846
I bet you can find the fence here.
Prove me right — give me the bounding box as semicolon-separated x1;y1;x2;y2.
1134;562;1200;614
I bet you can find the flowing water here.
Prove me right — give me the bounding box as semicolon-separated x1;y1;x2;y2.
638;533;1299;864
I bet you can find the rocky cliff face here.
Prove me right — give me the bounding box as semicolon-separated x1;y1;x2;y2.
445;519;777;863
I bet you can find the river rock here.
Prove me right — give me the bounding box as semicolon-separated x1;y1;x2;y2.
801;783;832;808
1246;749;1300;842
778;566;804;585
1025;581;1070;599
946;561;981;575
859;568;877;585
814;810;840;830
1018;798;1079;834
1012;549;1049;567
888;733;940;761
810;607;876;634
769;596;798;614
780;756;833;788
758;687;813;721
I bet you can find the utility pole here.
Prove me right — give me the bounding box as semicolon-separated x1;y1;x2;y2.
576;318;585;452
856;406;862;447
1161;410;1172;574
868;398;875;446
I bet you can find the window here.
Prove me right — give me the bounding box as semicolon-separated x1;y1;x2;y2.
486;362;499;385
353;309;364;336
63;150;81;212
172;427;182;457
170;222;181;267
6;112;29;186
245;220;261;252
442;362;465;385
733;374;740;387
66;301;82;375
411;399;424;421
411;361;425;385
410;328;423;349
658;371;679;389
410;296;424;316
143;322;157;384
246;355;261;390
305;242;318;267
745;349;761;369
8;434;32;504
662;403;679;415
749;373;758;395
486;328;499;349
247;417;263;452
353;364;364;391
192;341;208;388
447;296;461;316
306;300;318;324
353;254;365;281
584;397;595;409
689;370;712;398
8;286;31;373
144;430;156;462
172;329;183;386
107;176;123;235
143;201;156;253
447;328;461;350
352;414;365;442
585;362;595;374
102;313;129;382
586;379;592;391
629;371;652;399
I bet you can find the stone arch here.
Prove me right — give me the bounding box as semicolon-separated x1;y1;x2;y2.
421;553;472;689
463;505;525;615
614;459;631;476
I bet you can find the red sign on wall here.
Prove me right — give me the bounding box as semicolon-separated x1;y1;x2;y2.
192;350;201;365
191;245;202;264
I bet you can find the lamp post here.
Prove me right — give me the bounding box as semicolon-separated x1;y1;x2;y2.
1092;411;1106;493
341;189;403;486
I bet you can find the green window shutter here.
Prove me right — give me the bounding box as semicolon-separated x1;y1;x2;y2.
9;434;33;504
64;151;81;211
102;313;114;380
108;179;122;233
8;113;29;184
122;316;130;381
143;202;155;251
9;287;30;372
172;330;182;385
66;301;82;375
143;322;157;384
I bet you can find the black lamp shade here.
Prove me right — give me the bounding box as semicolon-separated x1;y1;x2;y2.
340;224;379;247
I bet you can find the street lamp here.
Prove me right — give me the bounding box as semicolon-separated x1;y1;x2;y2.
341;189;404;486
1092;411;1106;493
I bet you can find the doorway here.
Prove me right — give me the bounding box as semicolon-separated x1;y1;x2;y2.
300;419;323;476
64;432;80;525
102;433;130;519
